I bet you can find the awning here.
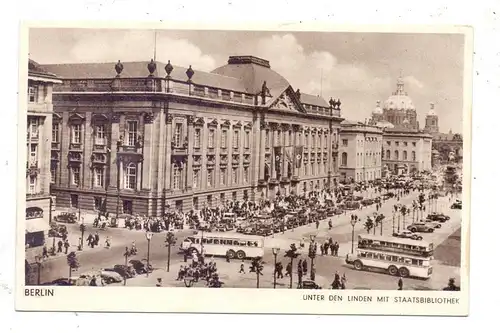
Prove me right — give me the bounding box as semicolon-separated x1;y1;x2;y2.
26;218;49;233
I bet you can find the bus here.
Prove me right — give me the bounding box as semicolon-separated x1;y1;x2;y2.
345;235;434;279
357;234;434;258
179;232;265;260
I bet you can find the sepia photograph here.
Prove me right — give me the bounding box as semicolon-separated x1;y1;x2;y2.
17;24;472;314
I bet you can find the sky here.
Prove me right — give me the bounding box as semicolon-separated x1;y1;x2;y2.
29;28;465;133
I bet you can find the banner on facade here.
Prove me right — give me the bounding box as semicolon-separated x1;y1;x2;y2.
294;146;304;168
274;146;282;175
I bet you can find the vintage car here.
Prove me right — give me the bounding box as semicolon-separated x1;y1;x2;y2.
361;199;375;206
451;200;462;209
426;213;450;222
407;222;435;233
424;220;442;229
100;270;123;284
48;223;68;238
300;280;322;289
53;212;77;224
392;230;423;241
129;259;153;274
344;201;361;210
107;264;136;279
256;227;273;237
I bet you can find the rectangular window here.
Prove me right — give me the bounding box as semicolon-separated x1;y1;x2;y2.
127;121;138;146
70;194;79;209
276;130;281;146
305;134;309;147
194;128;201;148
207;169;213;187
193;169;199;188
29;144;37;164
94;167;104;187
71;124;82;144
28;176;36;194
52;123;59;143
221;130;227;148
232;167;238;184
50;166;56;183
233;130;240;148
208;129;215;148
243;167;249;183
404;141;408;146
173;166;181;190
311;134;316;148
244;131;250;149
95;125;105;145
29;118;39;139
220;168;227;186
71;166;80;186
386;141;391;146
412;142;416;147
28;86;38;103
395;141;399;146
265;130;270;148
342;139;348;146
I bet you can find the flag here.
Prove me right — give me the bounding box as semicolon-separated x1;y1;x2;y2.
294;146;304;168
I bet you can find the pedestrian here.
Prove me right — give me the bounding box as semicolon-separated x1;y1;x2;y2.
277;262;284;279
89;276;98;286
302;259;308;276
285;262;292;277
225;250;231;263
105;236;111;249
156;278;162;287
64;239;70;254
334;242;339;256
57;240;63;253
94;232;100;247
239;263;245;274
42;245;49;259
330;242;335;256
87;234;94;248
341;273;347;289
398;277;403;290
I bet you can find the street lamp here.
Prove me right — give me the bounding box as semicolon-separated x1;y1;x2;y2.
165;231;176;272
35;255;42;285
79;222;86;251
308;235;316;281
272;247;280;289
350;215;358;254
145;232;153;277
124;246;130;286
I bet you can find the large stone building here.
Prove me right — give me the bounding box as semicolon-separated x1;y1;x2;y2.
26;60;61;248
369;76;433;176
339;121;383;182
423;103;463;166
42;56;344;216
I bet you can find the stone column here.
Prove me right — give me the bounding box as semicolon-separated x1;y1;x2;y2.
186;116;194;190
142;112;154;191
108;113;121;189
258;121;266;180
165;114;173;190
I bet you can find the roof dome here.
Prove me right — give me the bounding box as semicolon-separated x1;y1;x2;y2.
383;76;416;111
427;102;437;116
373;100;383;115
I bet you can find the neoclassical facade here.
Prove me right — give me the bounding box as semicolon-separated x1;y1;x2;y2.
43;56;343;215
26;60;61;247
339;121;383;182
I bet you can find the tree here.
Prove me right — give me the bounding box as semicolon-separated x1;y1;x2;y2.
364;217;374;234
284;244;300;289
250;257;264;288
66;251;80;283
400;205;408;229
165;231;177;272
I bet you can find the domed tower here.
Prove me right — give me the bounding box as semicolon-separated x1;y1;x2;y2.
424;102;439;133
371;100;384;123
382;75;418;130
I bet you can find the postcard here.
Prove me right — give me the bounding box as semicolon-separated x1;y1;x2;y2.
16;22;472;315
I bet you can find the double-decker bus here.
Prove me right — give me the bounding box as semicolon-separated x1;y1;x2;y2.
345;234;434;279
180;232;264;260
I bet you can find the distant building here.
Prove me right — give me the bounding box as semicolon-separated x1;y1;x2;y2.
369;75;433;176
26;59;61;248
42;56;344;216
339;121;383;182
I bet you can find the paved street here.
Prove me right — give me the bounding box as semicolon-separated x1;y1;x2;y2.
34;188;462;290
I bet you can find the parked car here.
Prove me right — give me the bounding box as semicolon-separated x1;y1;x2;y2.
129;259;153;274
392;230;423;241
300;280;322;289
100;270;123;284
451;200;462;209
425;220;442;229
108;264;136;279
53;212;77;224
427;213;450;222
407;222;435;233
48;223;68;238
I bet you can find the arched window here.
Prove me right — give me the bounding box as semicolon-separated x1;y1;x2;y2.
412;151;416;161
403;151;408;160
395;150;399;160
386;150;391;160
125;163;137;190
341;152;347;166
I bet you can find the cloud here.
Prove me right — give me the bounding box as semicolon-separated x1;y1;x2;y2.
404;75;425;90
67;30;216;70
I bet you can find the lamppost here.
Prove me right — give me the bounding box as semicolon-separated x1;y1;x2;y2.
392;210;396;234
308;235;316;281
35;255;42;285
145;232;153;277
79;222;86;251
124;246;130;286
116;154;122;218
397;210;401;233
272;247;280;289
350;215;358;254
165;231;176;272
